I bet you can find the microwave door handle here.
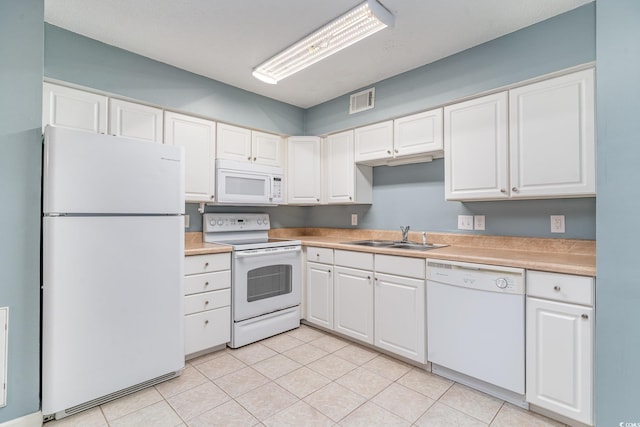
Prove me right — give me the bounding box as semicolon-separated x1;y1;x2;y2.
268;176;273;202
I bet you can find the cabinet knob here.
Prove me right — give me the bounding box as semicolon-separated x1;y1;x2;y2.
253;157;257;161
204;320;209;325
205;300;209;305
387;150;391;154
581;314;589;319
316;253;320;257
205;281;209;286
349;196;352;200
512;187;519;192
553;285;561;291
328;269;331;273
316;198;320;202
210;195;215;200
394;148;398;153
247;156;251;161
500;188;506;193
204;262;209;268
367;276;371;280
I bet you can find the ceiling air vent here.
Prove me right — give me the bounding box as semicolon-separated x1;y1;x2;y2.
349;88;375;114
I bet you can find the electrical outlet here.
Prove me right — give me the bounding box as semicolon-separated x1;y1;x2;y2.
474;215;486;231
351;213;358;226
184;214;190;229
457;215;473;230
550;215;565;233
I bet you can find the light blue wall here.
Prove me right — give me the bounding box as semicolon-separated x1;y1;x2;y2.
302;4;596;240
44;24;304;136
595;1;640;424
0;0;43;422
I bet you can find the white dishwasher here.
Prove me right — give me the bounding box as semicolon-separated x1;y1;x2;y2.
427;259;526;406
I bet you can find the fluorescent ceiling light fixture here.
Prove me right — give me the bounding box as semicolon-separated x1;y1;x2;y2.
252;0;394;84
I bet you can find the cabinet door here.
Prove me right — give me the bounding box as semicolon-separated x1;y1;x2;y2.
185;307;231;356
216;123;252;162
393;108;443;157
334;266;373;344
354;120;393;163
108;98;163;143
252;131;283;167
306;262;334;329
164;112;216;203
526;297;593;425
43;82;107;133
509;69;595;198
444;92;509;200
325;130;355;204
374;273;426;363
287;137;321;204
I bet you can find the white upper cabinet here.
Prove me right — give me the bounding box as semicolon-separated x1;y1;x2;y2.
393;108;444;159
216;123;252;162
287;136;322;204
444;92;510;200
354;120;394;164
324;130;372;204
164;111;216;203
251;131;283;167
218;124;283;167
108;98;163;143
43;82;108;134
445;69;596;201
509;69;595;198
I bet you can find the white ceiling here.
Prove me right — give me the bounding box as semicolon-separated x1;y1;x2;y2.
44;0;592;109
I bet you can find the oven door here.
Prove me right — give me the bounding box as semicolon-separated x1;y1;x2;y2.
232;245;301;322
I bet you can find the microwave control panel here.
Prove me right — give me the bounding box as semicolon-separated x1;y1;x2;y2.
272;177;282;200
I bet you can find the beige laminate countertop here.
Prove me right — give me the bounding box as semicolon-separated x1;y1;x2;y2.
185;232;232;256
270;228;596;277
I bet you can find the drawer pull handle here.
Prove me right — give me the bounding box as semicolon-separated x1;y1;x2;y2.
205;282;209;286
581;314;589;319
367;276;371;280
500;188;506;193
553;285;561;291
512;187;519;192
316;253;320;257
387;150;391;154
204;262;209;268
204;320;209;325
328;269;331;273
205;301;209;305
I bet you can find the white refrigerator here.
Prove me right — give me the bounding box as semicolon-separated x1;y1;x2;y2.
41;126;185;419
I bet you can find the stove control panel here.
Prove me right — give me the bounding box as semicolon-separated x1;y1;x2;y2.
203;213;270;232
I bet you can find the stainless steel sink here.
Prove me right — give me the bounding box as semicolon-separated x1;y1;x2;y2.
343;240;447;251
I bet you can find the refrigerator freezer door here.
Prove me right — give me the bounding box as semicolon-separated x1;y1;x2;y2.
43;126;184;215
41;215;184;416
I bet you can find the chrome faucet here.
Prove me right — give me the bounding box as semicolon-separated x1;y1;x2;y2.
400;225;410;242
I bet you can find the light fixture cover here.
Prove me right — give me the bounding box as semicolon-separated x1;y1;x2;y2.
252;0;394;84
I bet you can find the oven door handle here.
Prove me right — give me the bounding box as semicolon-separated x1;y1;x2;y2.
235;247;301;258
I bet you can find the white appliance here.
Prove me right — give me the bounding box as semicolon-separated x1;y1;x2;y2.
215;159;284;205
426;259;526;407
203;213;301;348
41;126;185;420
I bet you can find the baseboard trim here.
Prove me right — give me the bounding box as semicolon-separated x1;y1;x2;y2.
0;411;42;427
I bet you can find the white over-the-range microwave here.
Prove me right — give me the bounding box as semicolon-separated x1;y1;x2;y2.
215;159;284;205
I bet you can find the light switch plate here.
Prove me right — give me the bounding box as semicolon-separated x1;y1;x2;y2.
458;215;474;230
351;214;358;226
550;215;565;233
184;214;190;229
474;215;486;231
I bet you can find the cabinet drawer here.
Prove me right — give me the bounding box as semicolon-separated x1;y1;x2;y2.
184;289;230;315
307;246;334;264
527;270;594;306
335;250;374;270
375;254;425;279
184;271;231;295
184;307;230;356
184;253;231;275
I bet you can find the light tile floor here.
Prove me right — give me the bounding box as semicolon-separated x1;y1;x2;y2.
46;324;566;427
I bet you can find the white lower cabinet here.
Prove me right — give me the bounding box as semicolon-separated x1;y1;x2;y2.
306;261;334;330
184;253;231;358
374;273;425;363
526;271;594;426
334;266;374;344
